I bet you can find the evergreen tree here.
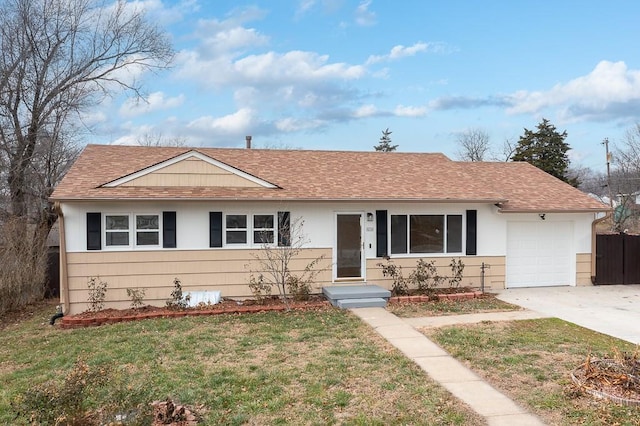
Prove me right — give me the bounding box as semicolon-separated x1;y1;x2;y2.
512;119;577;186
374;128;398;152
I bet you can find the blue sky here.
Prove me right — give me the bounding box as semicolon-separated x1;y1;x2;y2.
92;0;640;170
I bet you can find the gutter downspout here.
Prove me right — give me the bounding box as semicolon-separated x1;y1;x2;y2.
54;202;70;314
591;211;612;284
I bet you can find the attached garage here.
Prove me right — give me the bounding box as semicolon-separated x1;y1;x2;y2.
506;221;573;288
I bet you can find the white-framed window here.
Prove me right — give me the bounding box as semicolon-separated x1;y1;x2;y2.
390;214;463;255
105;214;130;247
223;213;276;246
253;214;275;244
135;214;160;246
226;214;248;244
104;212;162;249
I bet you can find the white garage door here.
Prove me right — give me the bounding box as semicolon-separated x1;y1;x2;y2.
506;221;573;288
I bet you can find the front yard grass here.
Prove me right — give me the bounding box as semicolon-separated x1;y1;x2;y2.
0;302;483;425
388;294;521;318
424;318;640;426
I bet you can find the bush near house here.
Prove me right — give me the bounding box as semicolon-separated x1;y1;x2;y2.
377;257;465;296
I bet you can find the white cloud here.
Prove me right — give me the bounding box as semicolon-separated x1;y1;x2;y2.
196;24;269;57
366;42;446;65
295;0;316;19
275;117;324;132
507;61;640;121
125;0;199;25
176;48;366;112
187;108;256;135
233;51;365;83
119;92;185;118
394;105;427;117
353;104;378;118
355;0;376;26
80;111;108;126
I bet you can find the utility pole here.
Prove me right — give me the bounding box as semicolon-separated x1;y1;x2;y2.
603;138;614;209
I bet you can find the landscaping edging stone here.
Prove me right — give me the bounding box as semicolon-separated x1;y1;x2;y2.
59;291;485;329
59;301;331;329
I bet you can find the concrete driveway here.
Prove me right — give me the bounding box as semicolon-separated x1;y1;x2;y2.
495;285;640;344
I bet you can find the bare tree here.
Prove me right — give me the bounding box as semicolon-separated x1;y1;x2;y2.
489;137;517;162
607;125;640;230
136;132;186;147
455;128;490;161
614;124;640;176
0;0;173;225
0;0;173;312
571;166;607;197
246;216;327;310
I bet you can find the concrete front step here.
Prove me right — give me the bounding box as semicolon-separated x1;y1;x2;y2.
323;284;391;309
337;297;388;309
323;284;391;300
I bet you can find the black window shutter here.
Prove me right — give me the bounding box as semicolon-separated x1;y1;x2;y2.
209;212;223;247
278;211;291;246
376;210;388;257
466;210;477;255
87;212;101;250
163;211;177;248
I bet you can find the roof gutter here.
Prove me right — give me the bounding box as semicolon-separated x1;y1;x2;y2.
53;202;70;315
498;208;609;214
49;196;510;204
591;210;613;284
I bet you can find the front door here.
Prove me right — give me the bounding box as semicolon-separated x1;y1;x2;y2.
336;213;364;279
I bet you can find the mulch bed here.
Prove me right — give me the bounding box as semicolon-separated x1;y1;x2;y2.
57;288;487;329
388;288;483;304
60;296;331;329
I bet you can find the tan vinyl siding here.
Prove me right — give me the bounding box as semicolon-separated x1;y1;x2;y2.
366;256;506;291
120;158;263;187
65;248;332;314
576;252;592;286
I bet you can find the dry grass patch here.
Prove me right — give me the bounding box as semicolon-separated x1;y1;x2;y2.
424;318;640;425
2;302;484;425
388;294;521;318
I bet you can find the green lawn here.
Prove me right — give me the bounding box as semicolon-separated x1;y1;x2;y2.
0;302;483;425
424;318;640;426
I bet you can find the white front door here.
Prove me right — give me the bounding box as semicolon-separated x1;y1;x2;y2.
335;213;365;280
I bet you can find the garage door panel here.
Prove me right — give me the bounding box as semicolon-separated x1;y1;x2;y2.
507;221;573;288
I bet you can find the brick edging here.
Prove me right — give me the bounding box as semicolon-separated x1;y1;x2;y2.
59;301;331;329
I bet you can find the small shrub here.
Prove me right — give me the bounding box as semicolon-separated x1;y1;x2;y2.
377;258;408;296
166;278;190;309
12;358;152;426
409;259;442;294
248;273;272;304
87;277;108;312
246;217;327;309
0;217;48;316
378;257;466;295
126;287;146;309
448;258;465;288
286;274;311;301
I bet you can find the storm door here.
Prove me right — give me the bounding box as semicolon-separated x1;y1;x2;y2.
336;213;364;279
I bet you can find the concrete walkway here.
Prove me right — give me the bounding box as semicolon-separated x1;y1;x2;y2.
496;285;640;344
351;308;548;426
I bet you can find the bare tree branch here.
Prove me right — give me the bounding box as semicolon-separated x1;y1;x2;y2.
455;128;490;161
0;0;173;221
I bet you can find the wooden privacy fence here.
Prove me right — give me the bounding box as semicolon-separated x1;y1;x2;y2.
595;233;640;285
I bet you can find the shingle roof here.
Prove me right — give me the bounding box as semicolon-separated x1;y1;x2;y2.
50;144;607;212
